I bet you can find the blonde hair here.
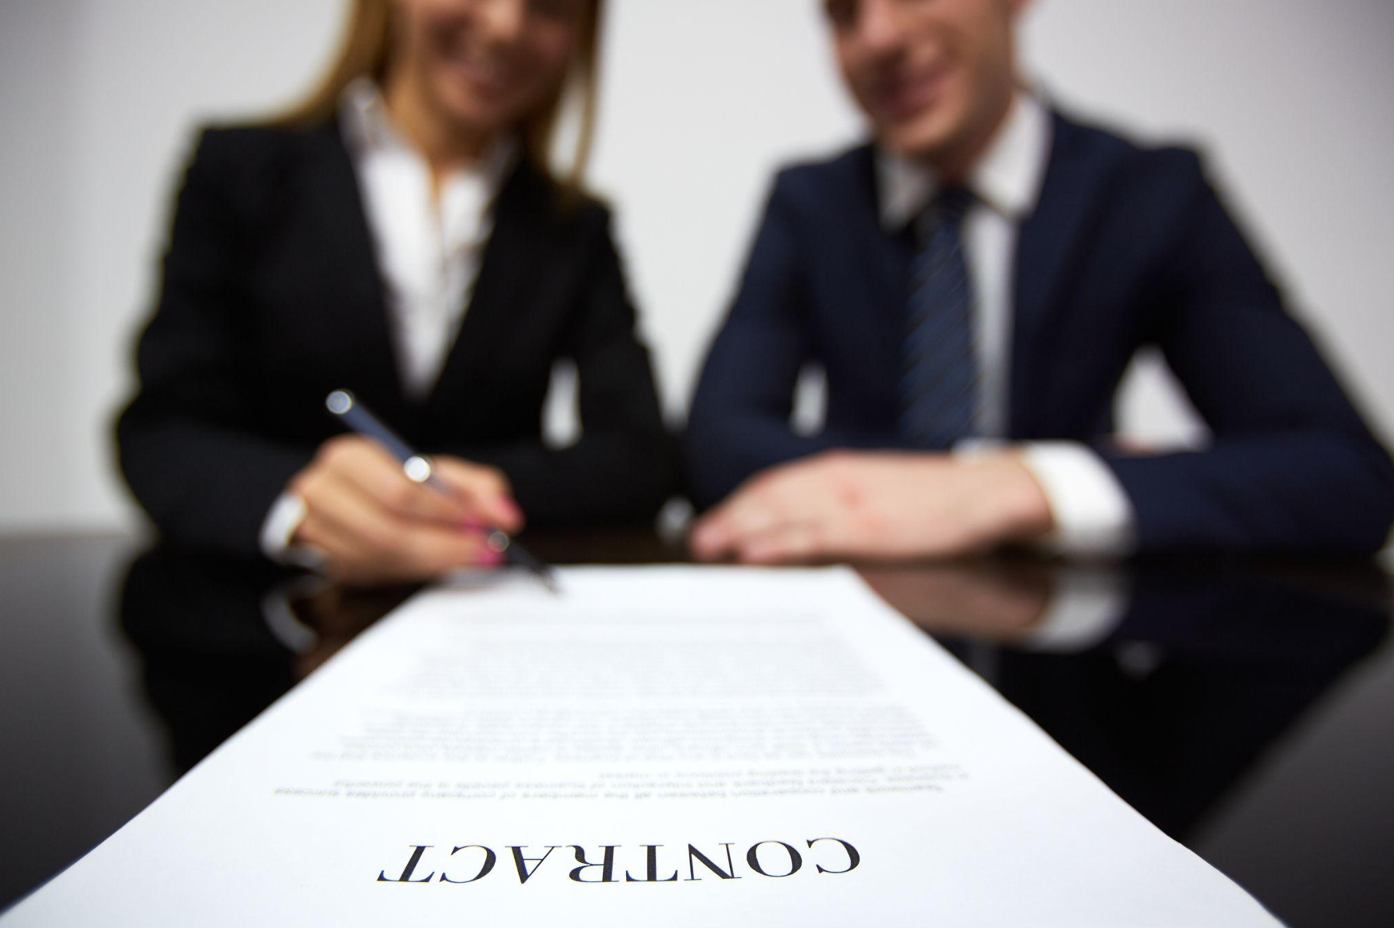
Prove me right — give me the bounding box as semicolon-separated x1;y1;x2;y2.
275;0;604;192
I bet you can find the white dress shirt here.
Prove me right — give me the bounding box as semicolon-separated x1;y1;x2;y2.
260;80;515;558
877;92;1136;557
340;79;516;399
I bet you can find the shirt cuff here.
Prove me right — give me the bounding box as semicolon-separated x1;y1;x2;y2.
1019;442;1137;558
259;491;308;562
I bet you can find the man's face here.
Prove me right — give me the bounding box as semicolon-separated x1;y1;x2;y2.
825;0;1025;169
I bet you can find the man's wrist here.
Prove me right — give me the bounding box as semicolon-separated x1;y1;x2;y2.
966;452;1055;544
1017;442;1138;557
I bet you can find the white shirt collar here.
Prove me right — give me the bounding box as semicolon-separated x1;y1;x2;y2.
877;91;1052;231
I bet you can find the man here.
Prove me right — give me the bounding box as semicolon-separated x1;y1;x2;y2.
685;0;1394;563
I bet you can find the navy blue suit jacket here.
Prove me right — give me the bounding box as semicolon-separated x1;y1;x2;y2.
686;112;1394;555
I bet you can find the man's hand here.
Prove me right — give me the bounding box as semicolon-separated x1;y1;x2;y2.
289;436;524;584
688;450;1053;563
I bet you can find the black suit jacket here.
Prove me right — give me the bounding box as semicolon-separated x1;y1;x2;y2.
686;111;1394;554
118;123;674;557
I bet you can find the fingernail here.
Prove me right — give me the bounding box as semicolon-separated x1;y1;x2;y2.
478;548;504;567
462;518;486;532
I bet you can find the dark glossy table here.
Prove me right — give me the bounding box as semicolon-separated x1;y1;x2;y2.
2;532;1392;926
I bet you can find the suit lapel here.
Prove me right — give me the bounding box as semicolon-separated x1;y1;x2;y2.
850;146;912;314
1009;113;1111;437
847;145;916;424
299;122;407;421
423;159;544;426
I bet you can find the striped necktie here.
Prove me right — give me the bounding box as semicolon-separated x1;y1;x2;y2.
899;186;981;449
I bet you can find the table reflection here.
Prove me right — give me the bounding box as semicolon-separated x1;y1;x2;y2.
118;546;1389;851
863;561;1390;840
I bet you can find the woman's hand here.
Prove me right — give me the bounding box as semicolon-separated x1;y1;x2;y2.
288;435;524;583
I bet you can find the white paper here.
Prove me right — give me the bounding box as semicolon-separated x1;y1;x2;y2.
4;566;1280;926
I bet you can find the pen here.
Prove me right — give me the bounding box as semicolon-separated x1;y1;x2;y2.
325;389;560;593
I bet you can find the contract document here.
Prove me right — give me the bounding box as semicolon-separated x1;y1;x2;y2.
4;566;1279;926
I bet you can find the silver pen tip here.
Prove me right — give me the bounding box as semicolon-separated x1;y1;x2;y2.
403;455;433;484
325;390;355;415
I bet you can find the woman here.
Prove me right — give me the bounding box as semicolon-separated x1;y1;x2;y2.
117;0;673;582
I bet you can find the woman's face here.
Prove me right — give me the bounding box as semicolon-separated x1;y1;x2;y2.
391;0;586;136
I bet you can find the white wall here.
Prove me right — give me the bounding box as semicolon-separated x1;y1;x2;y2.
1;0;1391;530
0;0;344;529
